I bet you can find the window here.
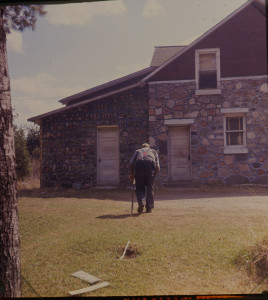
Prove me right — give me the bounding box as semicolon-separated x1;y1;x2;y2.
226;116;244;146
195;48;221;95
199;53;217;89
221;108;248;154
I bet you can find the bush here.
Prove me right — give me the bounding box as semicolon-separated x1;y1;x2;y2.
235;237;268;282
26;125;41;180
251;239;268;280
14;126;31;180
26;124;40;159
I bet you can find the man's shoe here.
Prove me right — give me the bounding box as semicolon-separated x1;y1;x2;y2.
146;208;152;213
138;205;144;213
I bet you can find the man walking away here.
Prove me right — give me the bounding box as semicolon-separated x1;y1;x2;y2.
129;143;160;213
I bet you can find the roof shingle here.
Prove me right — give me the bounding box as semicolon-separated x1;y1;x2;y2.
150;46;186;67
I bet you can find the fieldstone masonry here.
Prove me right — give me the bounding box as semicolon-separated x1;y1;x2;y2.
41;86;149;188
40;77;268;188
149;77;268;185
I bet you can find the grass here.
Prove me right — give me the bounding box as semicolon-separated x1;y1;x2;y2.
17;176;40;191
235;237;268;285
18;185;268;297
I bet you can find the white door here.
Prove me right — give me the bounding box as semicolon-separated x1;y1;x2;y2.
169;126;191;181
97;127;119;185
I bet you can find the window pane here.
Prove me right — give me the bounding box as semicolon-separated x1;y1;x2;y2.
227;132;244;146
226;117;243;131
199;53;216;70
199;70;217;89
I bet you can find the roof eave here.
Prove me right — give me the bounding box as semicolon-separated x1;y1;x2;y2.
59;66;156;105
28;81;145;123
29;66;156;123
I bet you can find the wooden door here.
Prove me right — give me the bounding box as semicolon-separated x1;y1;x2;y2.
169;126;191;181
97;127;119;185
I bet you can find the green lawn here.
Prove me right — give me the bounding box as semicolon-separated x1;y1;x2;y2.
18;186;268;297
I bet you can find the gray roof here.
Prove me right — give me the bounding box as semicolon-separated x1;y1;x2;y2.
150;46;186;67
28;66;156;123
59;66;156;106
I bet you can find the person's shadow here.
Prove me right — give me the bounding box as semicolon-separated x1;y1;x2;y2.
96;213;140;219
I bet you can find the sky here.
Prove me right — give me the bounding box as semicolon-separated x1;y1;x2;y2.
6;0;248;127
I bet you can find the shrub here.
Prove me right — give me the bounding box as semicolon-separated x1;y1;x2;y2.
26;124;40;159
251;239;268;280
14;126;31;180
235;237;268;282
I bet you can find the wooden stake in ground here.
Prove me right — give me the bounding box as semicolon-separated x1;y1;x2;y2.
120;241;130;260
131;180;135;216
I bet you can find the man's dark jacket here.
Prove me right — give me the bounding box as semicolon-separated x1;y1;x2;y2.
129;147;160;175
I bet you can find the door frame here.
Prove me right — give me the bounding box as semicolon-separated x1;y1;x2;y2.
97;125;119;185
167;124;192;182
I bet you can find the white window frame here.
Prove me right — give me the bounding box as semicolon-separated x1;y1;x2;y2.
195;48;221;95
221;108;248;154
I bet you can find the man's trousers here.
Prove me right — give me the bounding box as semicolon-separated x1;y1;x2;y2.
134;160;155;210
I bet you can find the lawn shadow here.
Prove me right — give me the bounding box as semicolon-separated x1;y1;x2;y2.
18;185;268;201
96;213;141;219
18;187;133;201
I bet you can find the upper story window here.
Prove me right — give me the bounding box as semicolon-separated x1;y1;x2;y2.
195;48;221;95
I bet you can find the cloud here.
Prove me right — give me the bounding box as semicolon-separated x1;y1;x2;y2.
11;73;86;100
142;0;166;19
11;73;87;125
13;96;62;127
46;0;127;26
7;31;24;54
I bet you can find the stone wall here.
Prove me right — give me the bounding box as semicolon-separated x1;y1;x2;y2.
149;77;268;185
41;86;149;188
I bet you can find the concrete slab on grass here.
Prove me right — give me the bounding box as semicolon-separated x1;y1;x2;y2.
71;271;101;284
69;281;110;296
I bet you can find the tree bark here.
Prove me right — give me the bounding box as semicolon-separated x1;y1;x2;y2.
0;7;21;298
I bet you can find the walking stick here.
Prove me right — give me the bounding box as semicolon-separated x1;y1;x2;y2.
131;180;135;216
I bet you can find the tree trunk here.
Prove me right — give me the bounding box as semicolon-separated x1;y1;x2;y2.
0;8;21;298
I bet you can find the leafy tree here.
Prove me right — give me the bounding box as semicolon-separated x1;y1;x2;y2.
0;5;46;297
26;124;40;179
14;126;31;180
26;124;40;160
3;5;46;34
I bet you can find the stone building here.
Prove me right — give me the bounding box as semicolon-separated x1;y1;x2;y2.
29;0;268;188
30;68;154;188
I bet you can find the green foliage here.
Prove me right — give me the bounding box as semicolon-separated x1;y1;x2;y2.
26;124;40;160
14;126;31;180
12;112;40;179
3;5;46;34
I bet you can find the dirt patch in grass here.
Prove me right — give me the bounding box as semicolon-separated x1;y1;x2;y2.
122;245;140;259
116;243;140;259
